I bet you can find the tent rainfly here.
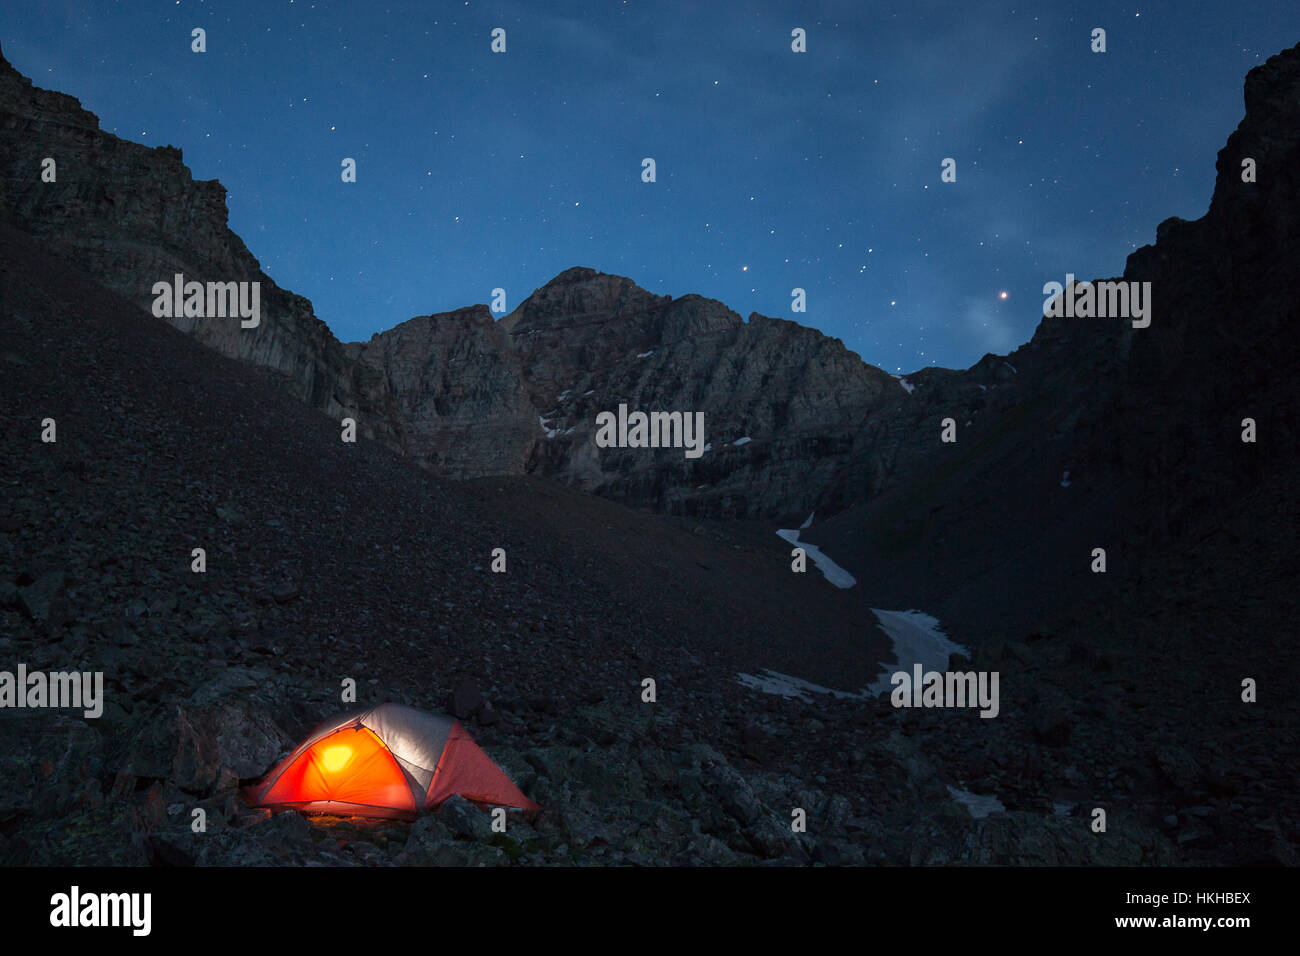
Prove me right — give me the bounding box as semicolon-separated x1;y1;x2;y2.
246;702;539;819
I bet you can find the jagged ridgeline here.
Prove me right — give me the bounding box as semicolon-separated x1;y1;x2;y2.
0;39;989;522
1;39;1298;541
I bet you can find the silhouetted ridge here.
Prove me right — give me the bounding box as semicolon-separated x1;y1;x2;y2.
1;42;1298;527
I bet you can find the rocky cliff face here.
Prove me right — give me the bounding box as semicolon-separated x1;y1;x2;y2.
0;40;927;520
344;261;908;518
3;39;1297;526
0;42;399;447
345;305;538;477
807;40;1300;636
499;268;899;517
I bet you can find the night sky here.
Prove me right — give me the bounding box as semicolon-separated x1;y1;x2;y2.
4;1;1295;373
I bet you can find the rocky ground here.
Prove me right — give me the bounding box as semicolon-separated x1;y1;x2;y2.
3;221;1296;866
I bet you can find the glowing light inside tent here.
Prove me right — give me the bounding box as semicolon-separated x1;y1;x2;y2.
321;745;353;773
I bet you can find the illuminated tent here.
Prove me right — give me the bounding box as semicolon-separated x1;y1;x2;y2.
246;703;539;819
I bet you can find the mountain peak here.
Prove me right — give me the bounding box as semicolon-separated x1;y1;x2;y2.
1207;40;1300;221
544;266;606;286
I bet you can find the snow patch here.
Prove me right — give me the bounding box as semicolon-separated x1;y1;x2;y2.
799;512;815;530
775;528;856;589
890;373;915;394
732;436;752;446
866;609;967;696
538;416;557;439
947;786;1006;819
736;607;970;705
736;669;864;702
636;350;655;359
1060;470;1071;488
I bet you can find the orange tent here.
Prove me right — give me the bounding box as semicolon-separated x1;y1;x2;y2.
246;703;539;819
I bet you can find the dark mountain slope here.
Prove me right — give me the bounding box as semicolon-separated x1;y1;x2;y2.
0;218;884;695
0;41;406;450
810;40;1300;640
7;221;1292;867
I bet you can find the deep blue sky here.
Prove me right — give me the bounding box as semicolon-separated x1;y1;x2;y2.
5;2;1295;372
